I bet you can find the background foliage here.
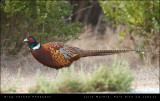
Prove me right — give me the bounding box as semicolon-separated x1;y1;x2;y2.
100;1;159;36
99;1;159;61
1;0;81;54
1;0;159;55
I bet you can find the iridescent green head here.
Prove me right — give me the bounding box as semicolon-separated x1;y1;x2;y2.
24;35;40;50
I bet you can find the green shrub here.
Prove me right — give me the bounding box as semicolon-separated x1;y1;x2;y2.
99;1;159;36
1;0;81;54
107;61;134;91
29;67;84;93
99;1;159;54
29;60;134;93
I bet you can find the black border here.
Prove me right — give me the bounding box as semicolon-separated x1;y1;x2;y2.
0;0;159;101
0;94;159;101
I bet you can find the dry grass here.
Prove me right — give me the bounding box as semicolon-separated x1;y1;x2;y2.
1;26;159;93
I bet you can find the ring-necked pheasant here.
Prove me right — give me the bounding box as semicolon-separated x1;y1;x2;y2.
24;35;144;70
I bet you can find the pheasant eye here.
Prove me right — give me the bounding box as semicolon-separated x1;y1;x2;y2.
28;37;33;42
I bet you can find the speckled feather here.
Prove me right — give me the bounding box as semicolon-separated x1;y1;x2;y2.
80;49;143;57
30;42;81;69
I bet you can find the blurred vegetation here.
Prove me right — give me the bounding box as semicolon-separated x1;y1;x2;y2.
1;0;159;66
1;0;81;54
1;0;159;56
99;1;159;49
28;60;134;93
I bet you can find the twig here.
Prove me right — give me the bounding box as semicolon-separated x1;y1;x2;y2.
72;6;93;16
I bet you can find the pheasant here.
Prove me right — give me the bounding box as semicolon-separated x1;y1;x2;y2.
24;35;144;70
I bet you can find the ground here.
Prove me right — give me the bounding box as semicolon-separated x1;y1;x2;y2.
1;27;159;93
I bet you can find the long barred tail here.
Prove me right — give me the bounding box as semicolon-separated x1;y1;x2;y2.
81;49;145;57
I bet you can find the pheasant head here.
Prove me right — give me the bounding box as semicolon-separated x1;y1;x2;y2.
24;35;40;50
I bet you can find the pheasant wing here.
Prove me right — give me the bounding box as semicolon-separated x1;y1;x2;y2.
44;42;81;61
59;45;81;60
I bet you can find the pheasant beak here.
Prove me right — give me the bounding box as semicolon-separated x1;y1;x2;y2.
24;38;28;42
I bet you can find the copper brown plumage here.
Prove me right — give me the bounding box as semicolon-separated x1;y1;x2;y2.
29;42;80;69
24;35;144;70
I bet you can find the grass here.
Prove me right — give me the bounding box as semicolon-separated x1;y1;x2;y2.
1;55;158;93
28;59;134;93
1;68;22;93
1;57;135;93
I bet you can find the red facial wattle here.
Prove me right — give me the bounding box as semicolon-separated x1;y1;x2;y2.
28;37;33;42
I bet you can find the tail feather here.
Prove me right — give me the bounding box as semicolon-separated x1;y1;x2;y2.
81;49;144;57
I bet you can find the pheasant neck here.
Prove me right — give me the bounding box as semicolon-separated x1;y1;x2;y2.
32;43;41;50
